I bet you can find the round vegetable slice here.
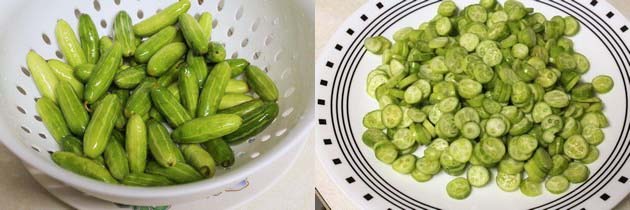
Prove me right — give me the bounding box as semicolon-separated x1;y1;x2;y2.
563;162;590;183
446;177;472;199
467;165;490;187
520;178;543;197
392;154;416;174
564;135;590;160
416;157;441;175
382;104;403;128
392;128;415;150
592;75;613;94
448;138;473;163
496;172;521;192
545;175;570;194
375;142;398;164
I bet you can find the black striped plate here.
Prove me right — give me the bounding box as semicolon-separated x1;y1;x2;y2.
316;0;630;209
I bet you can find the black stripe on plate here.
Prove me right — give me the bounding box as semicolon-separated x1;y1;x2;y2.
556;1;630;209
531;1;630;209
331;1;441;209
330;1;439;209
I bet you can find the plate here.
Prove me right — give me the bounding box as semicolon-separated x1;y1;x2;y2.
316;0;630;209
25;138;307;210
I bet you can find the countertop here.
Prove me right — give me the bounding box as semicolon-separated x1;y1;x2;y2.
314;0;630;209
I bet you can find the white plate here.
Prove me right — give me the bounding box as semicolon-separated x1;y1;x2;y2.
316;0;630;209
25;138;307;210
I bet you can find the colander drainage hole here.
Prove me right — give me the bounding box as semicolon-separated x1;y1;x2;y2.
280;67;291;79
282;107;294;117
264;34;273;46
253;51;261;60
260;135;271;142
31;146;40;152
250;152;260;159
74;9;81;19
241;38;249;47
93;0;101;11
34;115;42;122
274;50;282;61
55;51;64;59
17;106;26;114
38;133;47;139
212;19;218;29
137;10;144;19
217;0;225;11
21;126;30;134
114;0;120;6
227;27;234;37
100;19;107;28
231;52;239;59
21;66;31;77
251;18;261;32
41;34;51;45
275;128;287;137
284;87;296;98
235;6;244;20
16;86;27;95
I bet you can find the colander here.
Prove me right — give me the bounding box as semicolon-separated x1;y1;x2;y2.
0;0;314;205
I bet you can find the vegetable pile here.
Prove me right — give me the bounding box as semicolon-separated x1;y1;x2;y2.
362;0;614;199
27;0;280;186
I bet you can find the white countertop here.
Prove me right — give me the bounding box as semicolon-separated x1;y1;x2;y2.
314;0;630;209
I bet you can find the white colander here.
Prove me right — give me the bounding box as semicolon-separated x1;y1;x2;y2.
0;0;314;205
